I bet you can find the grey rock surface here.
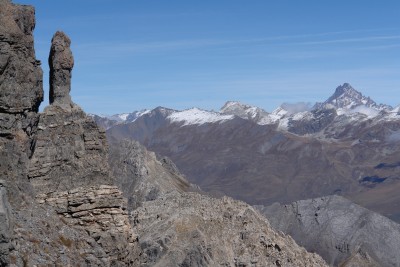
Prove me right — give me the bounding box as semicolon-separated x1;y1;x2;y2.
256;195;400;267
0;180;10;267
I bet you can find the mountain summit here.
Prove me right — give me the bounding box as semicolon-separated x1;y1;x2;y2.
316;83;391;111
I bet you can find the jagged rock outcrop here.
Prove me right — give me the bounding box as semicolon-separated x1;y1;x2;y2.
256;195;400;267
49;31;73;108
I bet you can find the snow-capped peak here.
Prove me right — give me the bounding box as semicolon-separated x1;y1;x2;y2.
220;101;268;120
168;107;234;126
323;83;376;109
315;83;392;112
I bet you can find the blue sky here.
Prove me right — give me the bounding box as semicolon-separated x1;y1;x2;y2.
16;0;400;114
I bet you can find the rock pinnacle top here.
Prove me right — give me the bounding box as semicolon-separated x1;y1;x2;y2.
49;31;74;108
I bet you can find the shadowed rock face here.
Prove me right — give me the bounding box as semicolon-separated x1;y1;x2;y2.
256;195;400;267
49;31;73;108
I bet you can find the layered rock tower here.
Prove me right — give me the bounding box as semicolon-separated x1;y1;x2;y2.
28;30;112;193
0;1;139;265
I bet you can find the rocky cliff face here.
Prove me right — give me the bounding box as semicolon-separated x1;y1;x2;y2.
0;1;330;266
0;0;42;206
256;195;400;267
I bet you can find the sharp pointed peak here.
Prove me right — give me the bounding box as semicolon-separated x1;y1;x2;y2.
332;83;361;97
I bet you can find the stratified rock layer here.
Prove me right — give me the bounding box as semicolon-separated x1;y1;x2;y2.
36;185;140;266
28;104;112;193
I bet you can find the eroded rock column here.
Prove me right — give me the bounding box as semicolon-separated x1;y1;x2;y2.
49;31;74;108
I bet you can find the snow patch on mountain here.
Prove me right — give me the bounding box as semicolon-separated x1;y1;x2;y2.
125;109;151;122
116;113;128;121
168;108;234;126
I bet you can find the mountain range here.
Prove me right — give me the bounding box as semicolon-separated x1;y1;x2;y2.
94;83;400;222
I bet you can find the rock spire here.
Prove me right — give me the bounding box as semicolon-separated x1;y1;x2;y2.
49;31;74;107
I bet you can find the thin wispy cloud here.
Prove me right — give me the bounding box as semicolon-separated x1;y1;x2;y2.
295;35;400;46
69;30;400;58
